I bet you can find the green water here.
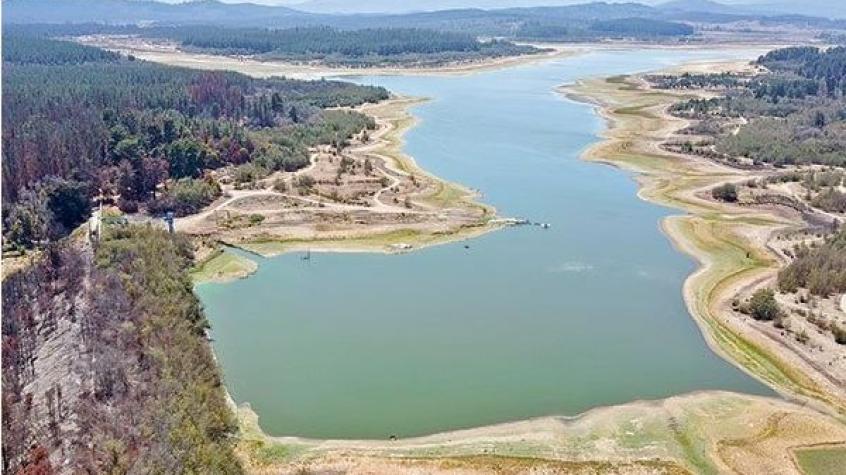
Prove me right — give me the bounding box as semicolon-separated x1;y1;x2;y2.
196;49;772;439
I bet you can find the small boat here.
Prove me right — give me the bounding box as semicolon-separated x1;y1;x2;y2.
302;250;311;260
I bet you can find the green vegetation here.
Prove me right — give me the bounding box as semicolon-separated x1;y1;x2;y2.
3;2;702;44
779;227;846;297
3;176;89;248
711;182;738;202
743;288;783;321
648;72;743;90
590;18;693;37
662;47;846;168
2;30;387;248
2;227;242;472
191;249;258;283
794;446;846;475
160;26;538;66
148;177;222;217
2;32;119;64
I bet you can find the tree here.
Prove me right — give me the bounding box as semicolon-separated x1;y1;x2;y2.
140;156;170;199
167;139;210;179
746;288;781;321
5;189;50;247
115;160;140;201
112;137;142;164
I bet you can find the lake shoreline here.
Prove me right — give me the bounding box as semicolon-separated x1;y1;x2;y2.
78;35;580;79
561;63;846;417
80;35;787;80
235;390;846;474
189;94;504;283
215;56;846;473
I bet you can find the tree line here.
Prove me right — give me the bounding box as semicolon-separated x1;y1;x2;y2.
2;31;388;248
148;25;539;66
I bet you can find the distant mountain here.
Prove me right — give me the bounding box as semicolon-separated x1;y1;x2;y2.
660;0;846;19
658;0;739;14
294;0;651;14
1;0;661;28
2;0;313;25
5;0;845;31
749;0;846;19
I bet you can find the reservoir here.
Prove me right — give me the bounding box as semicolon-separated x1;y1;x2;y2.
196;48;772;439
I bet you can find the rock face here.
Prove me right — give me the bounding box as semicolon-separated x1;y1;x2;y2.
2;246;91;472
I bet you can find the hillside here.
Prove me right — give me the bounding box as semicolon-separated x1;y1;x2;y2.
2;227;242;473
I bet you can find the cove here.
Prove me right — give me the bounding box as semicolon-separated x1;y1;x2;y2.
196;48;773;439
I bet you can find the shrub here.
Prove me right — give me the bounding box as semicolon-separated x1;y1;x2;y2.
272;178;287;193
117;197;139;213
296;175;315;189
232;163;268;185
811;188;846;213
148;178;220;217
778;228;846;296
712;182;738;202
746;288;782;321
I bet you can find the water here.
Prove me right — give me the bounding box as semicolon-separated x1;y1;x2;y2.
196;49;772;439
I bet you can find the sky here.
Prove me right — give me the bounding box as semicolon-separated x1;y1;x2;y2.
157;0;845;18
208;0;763;5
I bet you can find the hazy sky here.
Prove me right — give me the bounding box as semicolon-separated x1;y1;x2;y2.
209;0;747;5
207;0;736;4
164;0;844;18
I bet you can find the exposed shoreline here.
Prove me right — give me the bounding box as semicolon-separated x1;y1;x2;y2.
214;57;846;473
78;35;581;80
163;48;846;472
560;64;846;419
235;391;846;474
190;94;503;283
79;35;785;80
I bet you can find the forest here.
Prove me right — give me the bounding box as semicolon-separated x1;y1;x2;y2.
145;22;693;59
154;26;540;66
2;227;243;473
1;31;388;249
663;46;846;168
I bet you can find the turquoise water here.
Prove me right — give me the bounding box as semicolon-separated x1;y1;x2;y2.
196;49;772;439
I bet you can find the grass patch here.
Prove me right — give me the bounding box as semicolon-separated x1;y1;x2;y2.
794;446;846;475
191;249;257;283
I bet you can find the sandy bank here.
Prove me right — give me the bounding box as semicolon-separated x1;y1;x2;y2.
236;391;846;474
561;61;846;418
221;58;846;474
179;94;502;271
78;35;580;80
